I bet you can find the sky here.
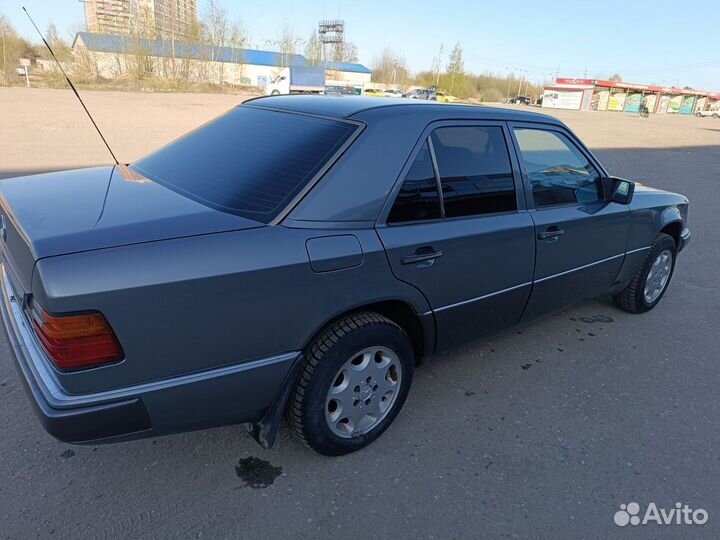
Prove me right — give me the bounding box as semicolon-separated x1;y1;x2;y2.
2;0;719;89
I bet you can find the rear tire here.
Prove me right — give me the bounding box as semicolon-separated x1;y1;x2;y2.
270;90;280;96
289;312;414;456
614;233;676;313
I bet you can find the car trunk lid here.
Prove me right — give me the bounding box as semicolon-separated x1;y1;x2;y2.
0;165;264;293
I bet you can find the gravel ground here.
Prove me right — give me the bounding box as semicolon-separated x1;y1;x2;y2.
1;87;719;540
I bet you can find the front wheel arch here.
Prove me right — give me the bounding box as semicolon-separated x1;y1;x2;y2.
660;220;683;248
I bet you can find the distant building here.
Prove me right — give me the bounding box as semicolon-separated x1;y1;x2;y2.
83;0;132;35
83;0;197;39
71;32;372;87
542;77;720;114
147;0;197;39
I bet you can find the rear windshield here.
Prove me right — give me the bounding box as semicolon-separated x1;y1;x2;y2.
131;106;358;222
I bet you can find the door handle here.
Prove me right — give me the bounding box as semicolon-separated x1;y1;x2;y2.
538;226;565;240
401;248;443;265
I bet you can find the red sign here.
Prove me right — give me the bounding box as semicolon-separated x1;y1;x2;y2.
556;78;594;85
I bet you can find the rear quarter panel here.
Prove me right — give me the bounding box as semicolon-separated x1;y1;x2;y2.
32;226;430;395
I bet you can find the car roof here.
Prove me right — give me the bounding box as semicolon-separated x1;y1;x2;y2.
242;95;562;124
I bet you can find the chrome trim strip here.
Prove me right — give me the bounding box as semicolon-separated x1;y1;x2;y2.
1;268;299;409
625;246;652;255
423;248;652;315
426;136;446;219
534;252;625;284
426;281;532;315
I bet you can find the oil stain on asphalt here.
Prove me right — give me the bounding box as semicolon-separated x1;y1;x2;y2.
235;457;282;489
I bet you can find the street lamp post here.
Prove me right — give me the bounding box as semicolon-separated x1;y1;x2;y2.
505;66;511;102
517;70;525;96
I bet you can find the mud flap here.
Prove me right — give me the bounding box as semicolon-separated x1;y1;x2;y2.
245;353;305;449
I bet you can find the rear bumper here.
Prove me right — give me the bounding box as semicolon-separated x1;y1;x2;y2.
0;266;300;444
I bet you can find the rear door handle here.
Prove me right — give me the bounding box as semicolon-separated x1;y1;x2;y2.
538;226;565;240
401;248;443;265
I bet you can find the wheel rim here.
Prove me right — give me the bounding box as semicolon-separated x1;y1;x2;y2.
324;346;402;439
643;249;673;304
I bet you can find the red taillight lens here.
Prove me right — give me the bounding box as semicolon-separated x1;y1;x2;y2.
29;303;124;370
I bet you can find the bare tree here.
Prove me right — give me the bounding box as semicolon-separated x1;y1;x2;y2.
333;41;358;63
277;26;301;67
431;43;444;86
228;19;248;85
372;47;408;85
204;0;230;83
44;24;70;61
446;42;464;93
304;30;322;65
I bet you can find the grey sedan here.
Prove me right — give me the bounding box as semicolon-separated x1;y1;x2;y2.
0;97;690;455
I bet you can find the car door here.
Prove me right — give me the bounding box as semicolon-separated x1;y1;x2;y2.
376;122;536;351
508;123;631;321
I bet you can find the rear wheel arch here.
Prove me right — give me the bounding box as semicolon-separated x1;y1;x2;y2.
303;300;430;362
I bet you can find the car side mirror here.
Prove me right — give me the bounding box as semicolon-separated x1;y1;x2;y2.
608;177;635;205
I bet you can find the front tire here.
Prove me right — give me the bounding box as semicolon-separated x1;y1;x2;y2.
289;312;414;456
614;233;676;313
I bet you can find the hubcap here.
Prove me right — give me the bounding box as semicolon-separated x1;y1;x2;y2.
643;249;673;304
324;346;402;439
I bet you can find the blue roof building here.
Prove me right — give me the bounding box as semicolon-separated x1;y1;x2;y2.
72;32;372;81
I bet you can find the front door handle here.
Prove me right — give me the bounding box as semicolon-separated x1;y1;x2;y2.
538;226;565;240
401;247;443;265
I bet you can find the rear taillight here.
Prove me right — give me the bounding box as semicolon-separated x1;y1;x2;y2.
29;302;124;370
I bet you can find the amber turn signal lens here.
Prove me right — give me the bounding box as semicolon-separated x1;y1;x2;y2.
29;303;124;370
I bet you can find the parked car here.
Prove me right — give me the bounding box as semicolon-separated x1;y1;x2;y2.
383;89;403;98
435;91;459;103
695;109;719;118
0;97;690;456
404;87;437;100
325;85;356;96
510;96;531;105
363;88;384;97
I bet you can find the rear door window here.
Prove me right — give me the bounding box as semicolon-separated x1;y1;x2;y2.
430;126;517;217
131;107;358;223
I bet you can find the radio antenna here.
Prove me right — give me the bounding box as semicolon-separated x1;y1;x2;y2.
22;7;119;165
